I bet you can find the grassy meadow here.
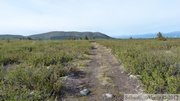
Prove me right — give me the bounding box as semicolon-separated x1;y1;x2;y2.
97;38;180;94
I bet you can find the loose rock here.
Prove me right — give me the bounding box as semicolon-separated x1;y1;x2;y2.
103;93;114;98
46;66;50;69
80;89;90;95
146;99;153;101
127;72;132;76
29;91;34;95
63;76;68;81
129;75;136;79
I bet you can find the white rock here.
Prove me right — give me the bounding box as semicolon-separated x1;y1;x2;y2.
46;66;50;69
103;93;114;98
80;89;90;95
136;85;140;89
63;76;68;81
146;99;153;101
129;75;136;79
29;91;34;95
127;72;132;76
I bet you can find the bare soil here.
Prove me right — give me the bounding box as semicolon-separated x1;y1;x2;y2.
60;43;143;101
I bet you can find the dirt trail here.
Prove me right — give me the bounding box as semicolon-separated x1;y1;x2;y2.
61;43;143;101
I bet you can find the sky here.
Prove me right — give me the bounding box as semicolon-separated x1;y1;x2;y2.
0;0;180;37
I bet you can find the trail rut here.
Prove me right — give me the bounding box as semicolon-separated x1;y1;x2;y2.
61;42;143;101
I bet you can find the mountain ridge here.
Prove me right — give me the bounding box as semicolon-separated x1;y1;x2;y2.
0;31;111;40
116;31;180;38
1;31;180;40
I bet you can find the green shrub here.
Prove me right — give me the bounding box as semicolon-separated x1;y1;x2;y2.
97;39;180;94
0;40;92;100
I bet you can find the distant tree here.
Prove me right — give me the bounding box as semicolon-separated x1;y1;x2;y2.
129;37;133;39
157;32;163;39
67;37;72;40
92;36;95;40
79;37;82;40
84;35;89;40
157;32;167;41
27;37;32;40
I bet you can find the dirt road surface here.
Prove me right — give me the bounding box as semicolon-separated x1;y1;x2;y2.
61;43;143;101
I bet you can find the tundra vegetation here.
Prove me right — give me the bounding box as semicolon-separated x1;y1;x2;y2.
97;38;180;94
0;40;92;100
0;38;180;100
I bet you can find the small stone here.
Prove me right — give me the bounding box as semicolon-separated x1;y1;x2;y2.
103;93;114;98
63;76;68;81
129;75;136;79
146;99;153;101
136;85;140;88
29;91;34;95
80;89;90;95
46;66;50;69
127;72;132;76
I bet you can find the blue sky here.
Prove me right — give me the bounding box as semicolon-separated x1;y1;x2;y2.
0;0;180;37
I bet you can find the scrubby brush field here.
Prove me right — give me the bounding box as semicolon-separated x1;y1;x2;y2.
0;38;179;101
97;39;180;94
0;40;92;100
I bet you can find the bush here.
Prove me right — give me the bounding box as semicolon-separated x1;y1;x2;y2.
0;40;92;100
97;39;180;94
